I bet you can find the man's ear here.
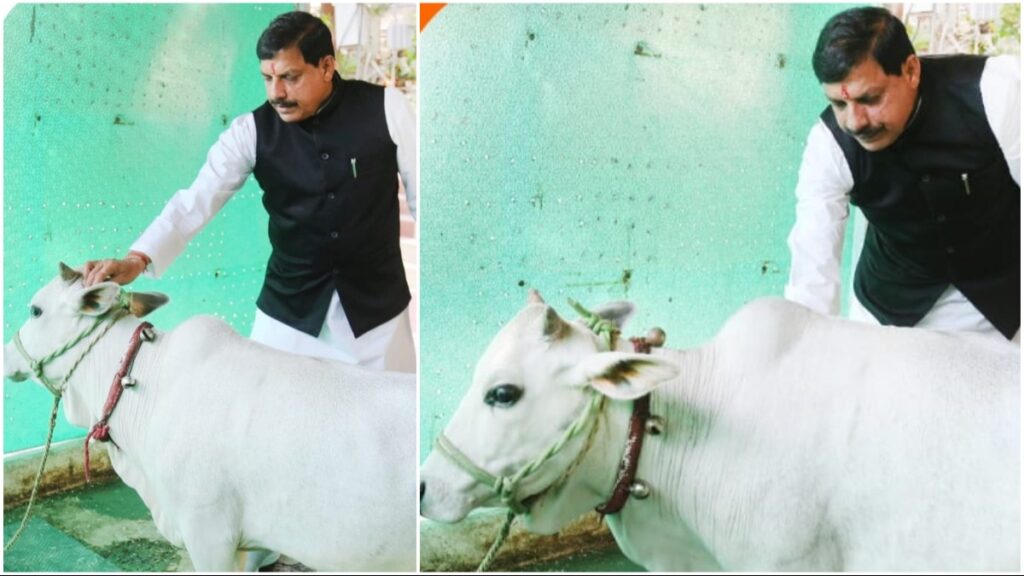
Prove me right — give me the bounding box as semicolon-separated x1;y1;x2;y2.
571;352;678;400
903;54;921;89
72;282;121;317
129;292;169;318
320;54;336;78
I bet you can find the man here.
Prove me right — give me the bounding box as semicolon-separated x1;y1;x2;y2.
785;6;1020;341
83;11;418;371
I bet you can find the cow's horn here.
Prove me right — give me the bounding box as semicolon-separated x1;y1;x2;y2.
528;289;546;305
59;262;82;283
543;306;567;340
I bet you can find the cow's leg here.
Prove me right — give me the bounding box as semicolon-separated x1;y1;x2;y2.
184;542;241;572
183;540;242;572
180;516;241;571
234;550;248;572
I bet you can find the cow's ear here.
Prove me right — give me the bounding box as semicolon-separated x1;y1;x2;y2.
590;300;635;330
73;282;122;317
573;352;678;400
542;306;568;341
129;292;169;318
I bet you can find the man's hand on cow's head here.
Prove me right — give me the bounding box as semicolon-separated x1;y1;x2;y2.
82;252;149;286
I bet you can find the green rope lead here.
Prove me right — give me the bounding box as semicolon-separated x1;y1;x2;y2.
495;394;606;508
477;510;516;572
4;395;62;552
5;299;131;552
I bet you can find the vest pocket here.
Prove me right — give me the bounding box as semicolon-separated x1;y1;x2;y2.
348;151;399;213
963;159;1017;224
350;151;391;179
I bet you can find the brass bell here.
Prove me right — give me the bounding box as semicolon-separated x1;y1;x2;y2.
644;415;665;436
120;376;137;388
645;327;666;348
140;327;156;342
628;480;651;500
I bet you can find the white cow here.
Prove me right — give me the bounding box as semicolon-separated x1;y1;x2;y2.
420;290;1020;571
4;265;416;572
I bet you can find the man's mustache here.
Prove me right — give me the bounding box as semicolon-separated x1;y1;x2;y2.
270;99;298;108
847;125;884;140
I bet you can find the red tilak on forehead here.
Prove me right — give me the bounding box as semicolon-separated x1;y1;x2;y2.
841;85;850;99
271;62;277;75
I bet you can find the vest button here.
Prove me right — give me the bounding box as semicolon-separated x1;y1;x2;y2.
327;192;336;200
946;246;955;255
921;174;931;183
321;153;330;160
330;231;339;239
936;213;947;223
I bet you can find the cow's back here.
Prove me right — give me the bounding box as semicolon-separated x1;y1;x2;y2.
691;298;1019;570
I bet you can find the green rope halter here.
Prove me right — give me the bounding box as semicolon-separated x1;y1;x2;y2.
434;392;606;516
567;298;618;351
13;290;133;397
432;298;616;571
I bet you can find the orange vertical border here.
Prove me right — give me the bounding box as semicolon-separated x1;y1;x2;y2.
420;3;446;32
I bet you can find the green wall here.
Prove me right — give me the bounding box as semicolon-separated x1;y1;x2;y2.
4;4;292;453
419;4;854;460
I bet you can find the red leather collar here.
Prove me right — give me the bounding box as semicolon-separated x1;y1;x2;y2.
595;336;656;515
595;394;651;515
84;321;153;482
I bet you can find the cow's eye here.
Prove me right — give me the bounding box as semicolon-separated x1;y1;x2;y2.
29;305;42;318
484;384;523;408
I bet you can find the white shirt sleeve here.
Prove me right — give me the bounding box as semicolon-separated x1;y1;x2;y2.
980;54;1020;186
131;113;257;277
784;120;855;316
384;87;418;220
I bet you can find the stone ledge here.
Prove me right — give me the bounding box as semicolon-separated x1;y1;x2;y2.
4;440;117;509
420;509;618;572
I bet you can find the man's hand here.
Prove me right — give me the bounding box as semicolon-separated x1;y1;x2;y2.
82;252;150;286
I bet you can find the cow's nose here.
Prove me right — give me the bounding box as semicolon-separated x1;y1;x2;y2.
420;481;425;501
7;371;28;382
3;345;27;381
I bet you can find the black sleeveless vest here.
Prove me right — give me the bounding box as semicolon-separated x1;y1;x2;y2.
252;74;410;338
821;55;1019;338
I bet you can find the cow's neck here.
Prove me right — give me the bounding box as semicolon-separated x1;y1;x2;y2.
61;316;178;537
517;389;628;533
606;345;735;570
524;344;720;543
62;316;163;457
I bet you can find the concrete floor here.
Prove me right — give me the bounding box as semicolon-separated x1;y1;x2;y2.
2;479;307;572
4;479;186;572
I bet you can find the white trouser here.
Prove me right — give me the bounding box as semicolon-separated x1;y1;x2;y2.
850;284;1019;343
249;292;416;373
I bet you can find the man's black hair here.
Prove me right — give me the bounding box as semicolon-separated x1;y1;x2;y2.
256;11;334;65
812;7;916;83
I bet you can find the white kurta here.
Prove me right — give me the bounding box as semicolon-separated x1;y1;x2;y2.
131;88;417;371
785;55;1020;338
